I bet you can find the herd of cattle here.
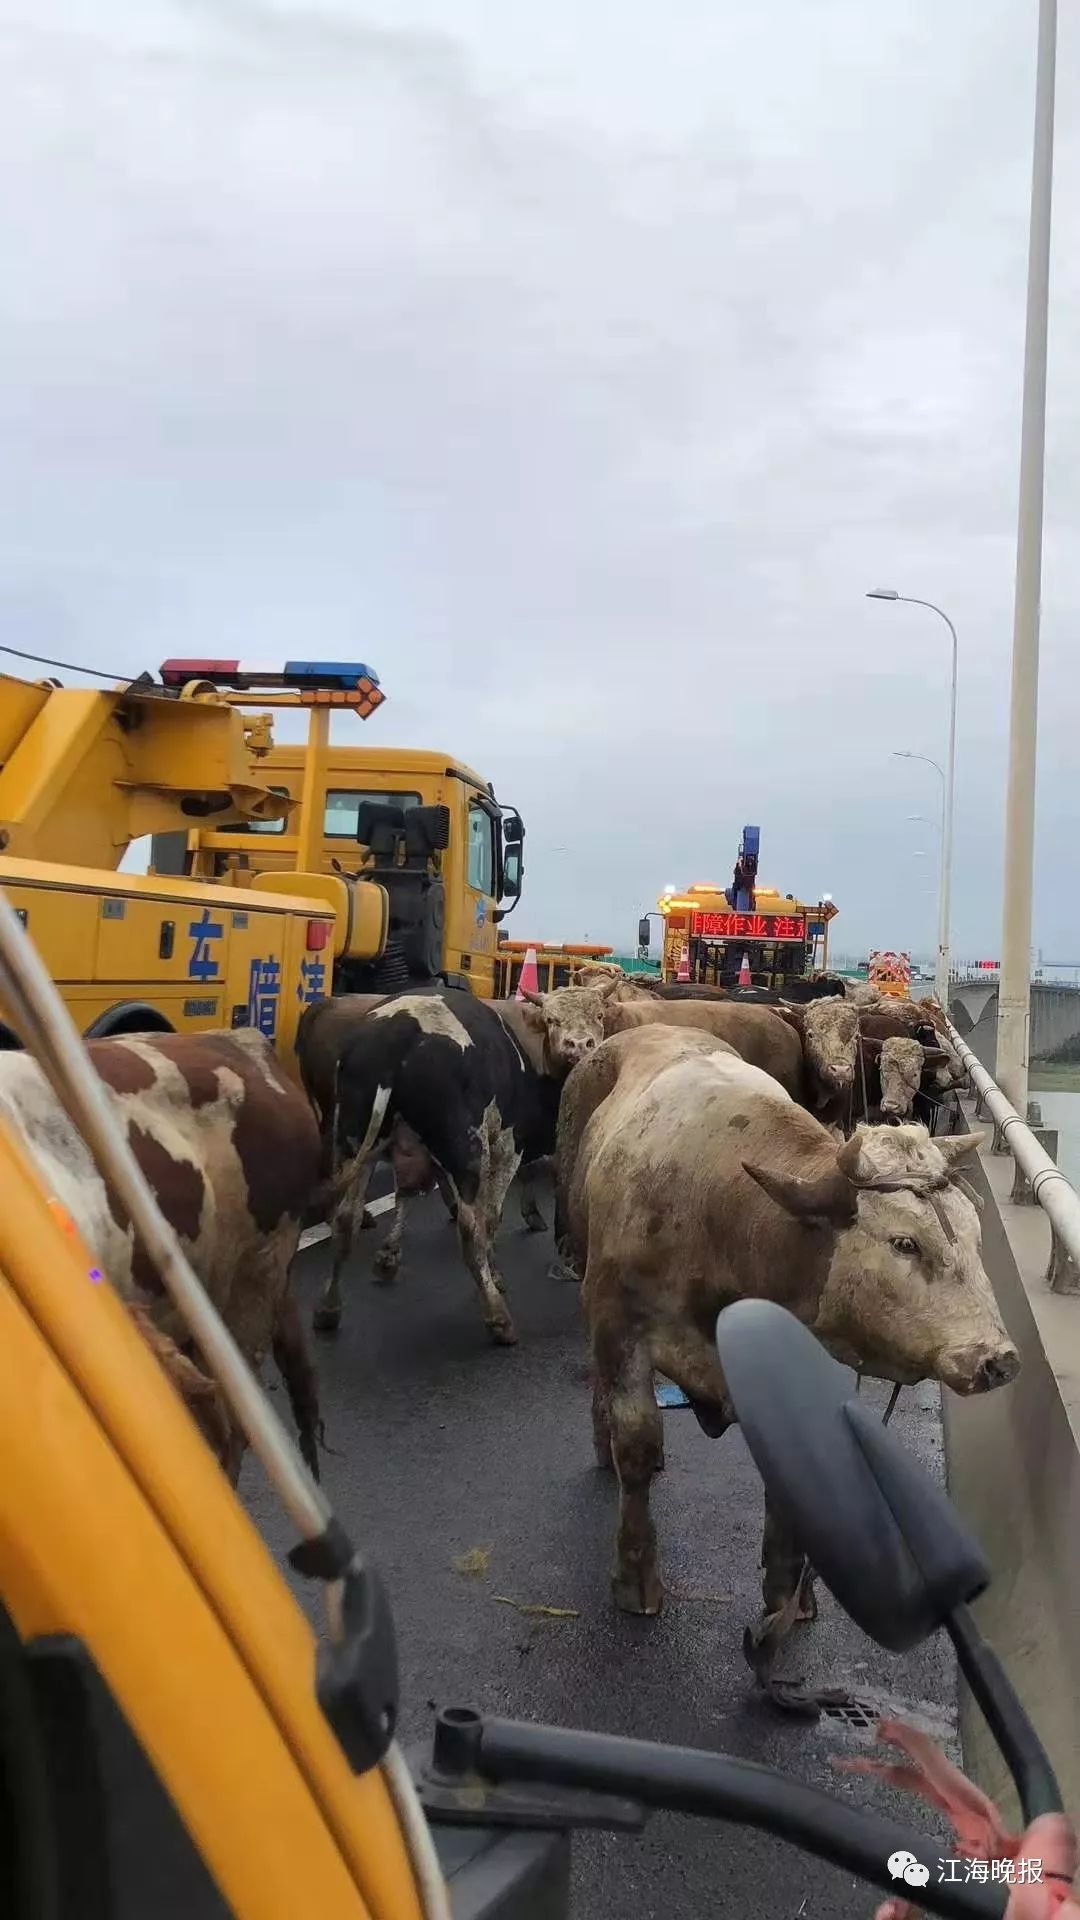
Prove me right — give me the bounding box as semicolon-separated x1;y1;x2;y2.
0;963;1020;1637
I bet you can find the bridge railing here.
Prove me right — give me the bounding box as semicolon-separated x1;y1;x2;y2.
944;1014;1080;1294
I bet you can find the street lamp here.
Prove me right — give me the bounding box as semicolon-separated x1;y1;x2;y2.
891;750;948;995
870;592;957;1008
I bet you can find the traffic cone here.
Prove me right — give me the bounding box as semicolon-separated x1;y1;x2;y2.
739;951;752;987
515;945;540;1001
676;944;691;982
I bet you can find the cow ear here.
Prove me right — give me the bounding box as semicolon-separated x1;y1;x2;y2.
936;1131;987;1167
742;1159;856;1226
520;1001;545;1031
772;1005;804;1031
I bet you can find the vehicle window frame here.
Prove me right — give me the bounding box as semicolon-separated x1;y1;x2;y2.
466;801;496;896
323;789;423;839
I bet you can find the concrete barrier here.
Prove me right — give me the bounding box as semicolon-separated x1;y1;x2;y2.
942;1094;1080;1827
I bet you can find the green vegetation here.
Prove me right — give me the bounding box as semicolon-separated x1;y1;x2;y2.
1029;1063;1080;1093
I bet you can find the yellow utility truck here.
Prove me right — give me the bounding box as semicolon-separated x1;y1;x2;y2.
0;656;524;1055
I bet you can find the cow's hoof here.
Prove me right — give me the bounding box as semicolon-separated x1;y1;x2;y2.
487;1319;519;1347
612;1569;663;1616
547;1259;580;1283
312;1304;341;1334
359;1210;377;1231
372;1249;400;1283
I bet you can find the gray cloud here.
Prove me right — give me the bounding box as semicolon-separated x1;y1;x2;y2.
2;1;1078;959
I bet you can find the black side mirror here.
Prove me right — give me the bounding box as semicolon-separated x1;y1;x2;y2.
503;848;523;897
637;917;652;948
714;1299;1060;1822
714;1299;988;1650
502;811;524;847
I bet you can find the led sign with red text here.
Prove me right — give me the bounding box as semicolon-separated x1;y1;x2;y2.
691;911;806;942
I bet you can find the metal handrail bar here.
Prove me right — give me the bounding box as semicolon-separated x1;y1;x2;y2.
944;1013;1080;1278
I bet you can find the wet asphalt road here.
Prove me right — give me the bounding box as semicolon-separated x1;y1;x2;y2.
242;1177;962;1920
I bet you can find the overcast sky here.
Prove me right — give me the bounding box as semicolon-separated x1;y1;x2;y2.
2;3;1079;960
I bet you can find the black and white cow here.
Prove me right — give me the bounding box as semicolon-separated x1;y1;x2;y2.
312;987;606;1346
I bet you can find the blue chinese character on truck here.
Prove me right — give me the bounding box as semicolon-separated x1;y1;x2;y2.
297;957;327;1004
247;957;281;1039
188;907;223;982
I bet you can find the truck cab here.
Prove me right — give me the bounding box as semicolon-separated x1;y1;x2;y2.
173;746;523;999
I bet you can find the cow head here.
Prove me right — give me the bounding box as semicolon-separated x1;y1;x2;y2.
782;998;859;1104
521;986;606;1076
877;1035;924;1120
832;1127;1018;1394
745;1124;1019;1397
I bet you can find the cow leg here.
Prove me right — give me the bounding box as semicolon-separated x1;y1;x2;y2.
452;1118;521;1343
437;1172;459;1224
761;1492;817;1622
373;1193;408;1282
591;1371;614;1469
313;1154;376;1332
480;1139;522;1273
518;1161;546;1233
456;1200;518;1344
272;1289;323;1482
599;1332;665;1616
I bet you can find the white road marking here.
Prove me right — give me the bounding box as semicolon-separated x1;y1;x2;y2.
299;1191;396;1249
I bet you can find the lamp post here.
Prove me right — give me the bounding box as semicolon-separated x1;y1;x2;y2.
997;0;1057;1116
869;590;957;1009
890;749;949;1002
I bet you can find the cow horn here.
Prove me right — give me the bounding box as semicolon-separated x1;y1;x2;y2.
835;1133;866;1183
935;1131;987;1168
521;989;545;1007
921;1046;949;1065
742;1159;857;1225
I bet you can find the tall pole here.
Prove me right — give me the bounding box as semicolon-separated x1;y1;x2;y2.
997;0;1057;1115
940;620;957;1009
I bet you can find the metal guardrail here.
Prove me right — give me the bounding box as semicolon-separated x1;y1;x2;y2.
944;1013;1080;1295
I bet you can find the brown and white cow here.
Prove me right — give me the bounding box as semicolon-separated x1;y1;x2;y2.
556;1023;1018;1621
0;1029;323;1483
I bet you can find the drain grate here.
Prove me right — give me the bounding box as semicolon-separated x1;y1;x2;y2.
817;1696;881;1730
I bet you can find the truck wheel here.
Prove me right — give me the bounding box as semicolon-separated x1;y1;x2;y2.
84;1003;176;1039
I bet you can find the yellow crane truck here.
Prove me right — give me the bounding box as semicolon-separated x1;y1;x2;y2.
0;655;524;1059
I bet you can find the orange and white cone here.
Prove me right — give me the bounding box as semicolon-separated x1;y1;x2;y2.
676;944;691;982
739;951;752;987
515;945;540;1001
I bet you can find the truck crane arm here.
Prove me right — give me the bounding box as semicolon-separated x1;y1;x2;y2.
0;659;383;872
